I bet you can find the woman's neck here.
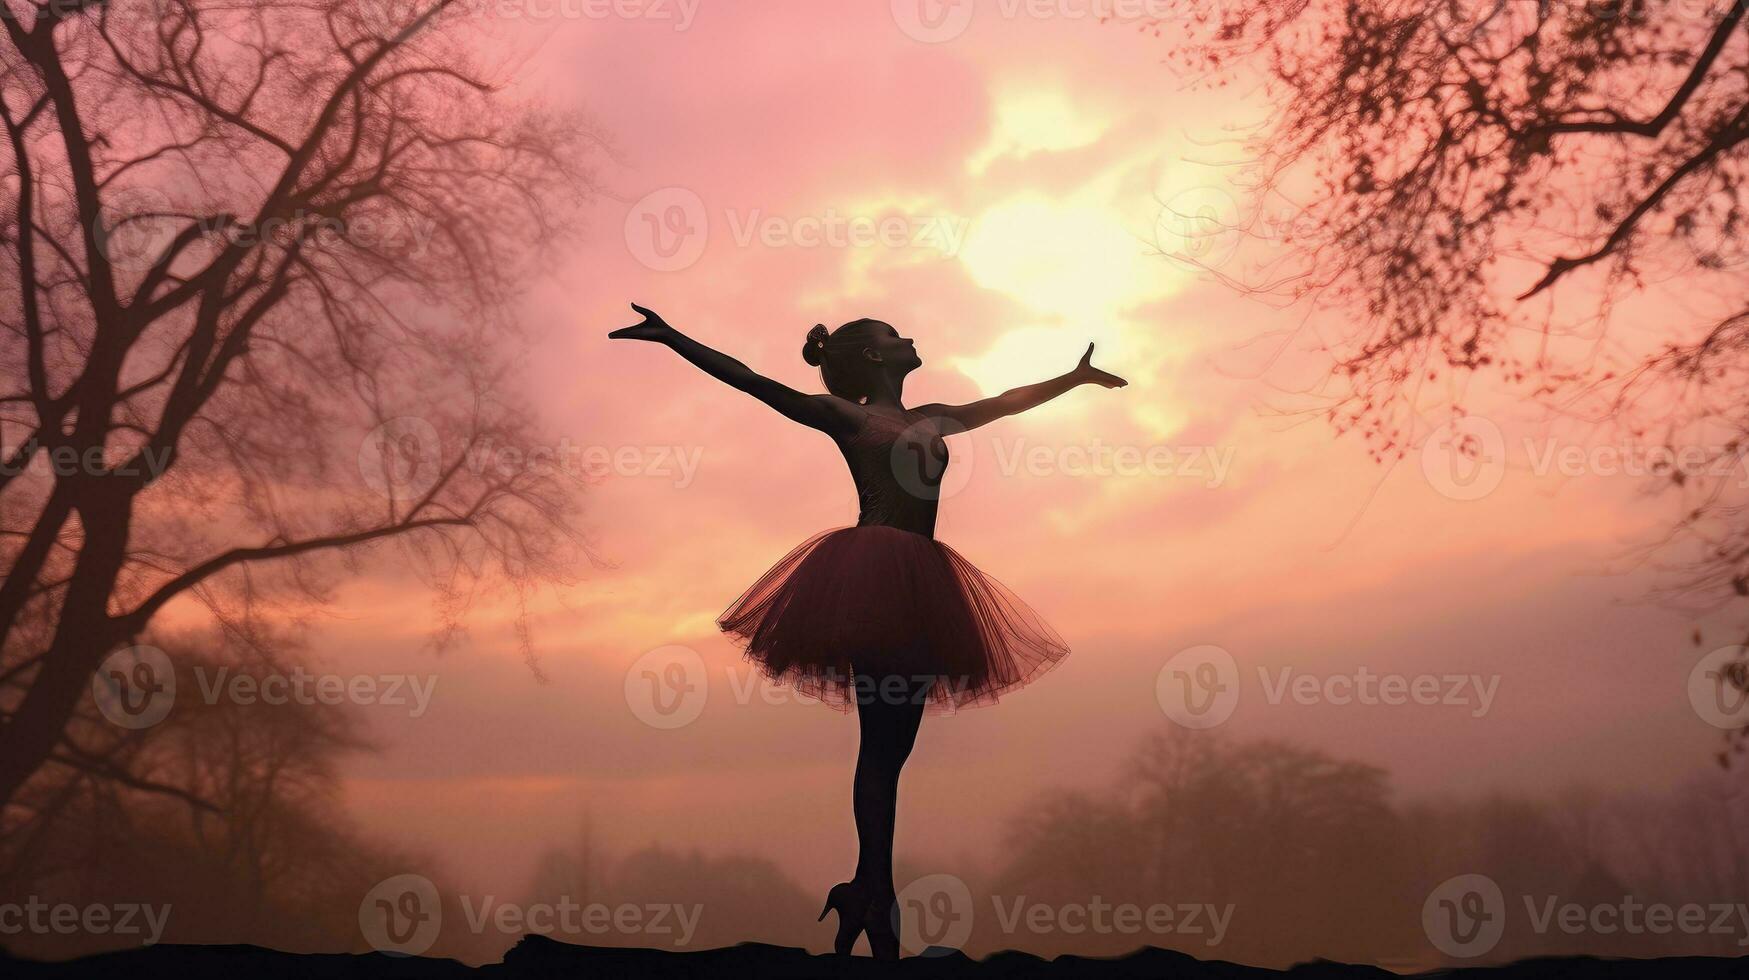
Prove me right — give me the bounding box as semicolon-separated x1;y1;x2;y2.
863;373;905;409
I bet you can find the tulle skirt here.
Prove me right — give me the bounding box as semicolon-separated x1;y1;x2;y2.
717;526;1068;712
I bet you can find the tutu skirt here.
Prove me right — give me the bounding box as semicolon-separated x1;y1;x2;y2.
717;526;1068;712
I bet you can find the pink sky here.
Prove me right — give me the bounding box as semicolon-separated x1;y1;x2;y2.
278;3;1734;898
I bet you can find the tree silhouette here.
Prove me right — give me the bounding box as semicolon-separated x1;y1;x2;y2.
0;1;599;815
1128;732;1404;962
991;731;1749;964
993;731;1410;964
1155;0;1749;756
0;633;429;959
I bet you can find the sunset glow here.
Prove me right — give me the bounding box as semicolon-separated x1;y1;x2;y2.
9;0;1747;971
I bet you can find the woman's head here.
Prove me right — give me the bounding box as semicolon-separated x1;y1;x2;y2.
802;319;922;402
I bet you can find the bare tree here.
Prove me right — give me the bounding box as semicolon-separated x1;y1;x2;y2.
1152;1;1749;756
0;632;432;958
0;0;600;816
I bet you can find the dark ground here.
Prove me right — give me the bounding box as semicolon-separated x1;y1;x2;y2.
4;936;1748;980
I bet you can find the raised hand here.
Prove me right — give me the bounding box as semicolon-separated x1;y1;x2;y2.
602;303;858;436
608;303;678;344
1072;343;1127;389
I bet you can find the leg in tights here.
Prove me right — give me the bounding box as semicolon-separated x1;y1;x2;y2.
851;672;931;896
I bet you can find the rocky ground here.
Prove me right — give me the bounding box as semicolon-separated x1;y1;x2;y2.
4;935;1746;979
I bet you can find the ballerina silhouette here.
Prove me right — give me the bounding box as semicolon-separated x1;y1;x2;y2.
609;305;1126;959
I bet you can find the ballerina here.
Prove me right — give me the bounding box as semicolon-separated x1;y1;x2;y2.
609;305;1126;959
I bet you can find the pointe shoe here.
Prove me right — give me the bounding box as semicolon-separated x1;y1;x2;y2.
818;881;870;956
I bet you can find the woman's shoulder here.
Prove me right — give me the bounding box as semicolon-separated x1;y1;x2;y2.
809;394;872;438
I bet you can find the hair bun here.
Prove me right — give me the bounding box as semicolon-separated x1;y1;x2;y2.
802;324;830;366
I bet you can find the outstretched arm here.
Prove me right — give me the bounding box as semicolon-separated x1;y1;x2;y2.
609;304;861;436
917;343;1127;431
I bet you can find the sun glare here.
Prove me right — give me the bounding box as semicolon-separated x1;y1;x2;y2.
968;87;1108;174
959;197;1146;316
